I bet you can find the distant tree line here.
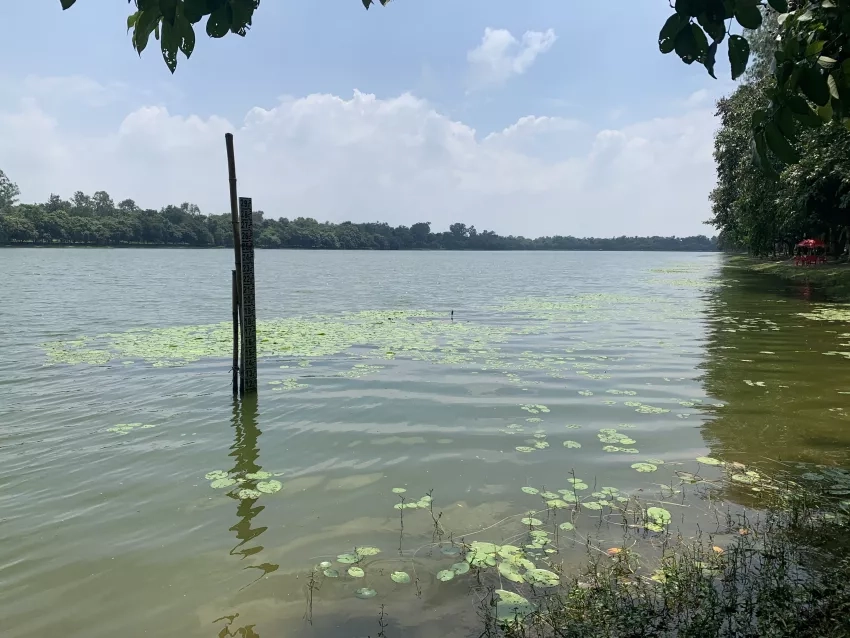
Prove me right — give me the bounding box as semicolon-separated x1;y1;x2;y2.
0;174;717;252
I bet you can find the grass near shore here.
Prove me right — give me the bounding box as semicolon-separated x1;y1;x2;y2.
473;471;850;638
727;255;850;301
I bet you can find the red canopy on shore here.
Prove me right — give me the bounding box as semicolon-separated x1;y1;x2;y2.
797;238;826;248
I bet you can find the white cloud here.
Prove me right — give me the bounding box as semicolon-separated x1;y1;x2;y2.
467;28;557;90
0;79;718;238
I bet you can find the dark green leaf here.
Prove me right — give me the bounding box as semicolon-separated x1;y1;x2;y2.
775;107;796;139
764;121;799;163
697;12;725;43
805;41;825;57
728;35;750;80
60;0;76;9
132;9;161;55
734;3;763;30
691;24;709;61
127;11;139;33
787;96;823;127
676;0;705;17
704;41;718;78
817;101;834;122
160;0;177;25
767;0;788;12
752;130;779;179
362;0;372;7
230;0;254;35
659;14;687;54
752;109;768;129
799;65;830;106
177;16;196;59
183;0;207;23
674;25;701;64
161;20;179;73
206;5;230;38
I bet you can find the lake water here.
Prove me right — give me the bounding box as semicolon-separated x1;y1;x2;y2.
2;249;849;638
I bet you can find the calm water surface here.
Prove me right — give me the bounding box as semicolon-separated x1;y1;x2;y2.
2;249;849;638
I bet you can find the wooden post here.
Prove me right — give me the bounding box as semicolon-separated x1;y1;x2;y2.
239;197;258;393
225;133;244;395
231;269;239;395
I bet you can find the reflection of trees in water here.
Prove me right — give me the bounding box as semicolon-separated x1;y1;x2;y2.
699;266;850;470
214;396;279;638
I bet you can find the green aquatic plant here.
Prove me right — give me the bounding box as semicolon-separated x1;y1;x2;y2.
355;546;381;557
521;517;543;527
348;566;365;578
524;568;560;587
632;463;658;473
521;487;540;495
390;571;410;584
578;390;593;396
205;470;228;480
237;488;261;500
391;487;406;494
696;456;723;466
515;446;535;453
354;587;377;599
337;553;360;564
451;562;470;575
645;506;672;532
436;569;455;582
256;480;282;494
210;477;237;489
323;568;339;578
245;471;272;480
558;522;575;531
563;440;581;449
106;423;155;435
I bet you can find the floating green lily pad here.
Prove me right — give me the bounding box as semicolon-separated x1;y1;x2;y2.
451;562;470;575
540;491;559;500
498;562;525;583
318;561;332;569
631;463;658;473
205;471;228;480
390;571;410;584
696;456;723;466
440;545;460;556
521;487;540;495
521;517;543;526
348;566;365;578
355;587;377;599
210;478;237;489
525;568;560;587
563;440;581;449
533;441;550;449
323;568;339;578
582;501;603;510
558;522;574;531
646;506;672;529
245;471;272;480
437;570;455;582
257;480;282;494
337;553;359;564
546;499;570;509
355;547;381;557
237;488;261;499
392;487;407;494
516;446;535;453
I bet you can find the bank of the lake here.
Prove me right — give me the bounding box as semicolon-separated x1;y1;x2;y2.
728;255;850;301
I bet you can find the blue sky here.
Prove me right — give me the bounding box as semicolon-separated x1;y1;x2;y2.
0;1;736;237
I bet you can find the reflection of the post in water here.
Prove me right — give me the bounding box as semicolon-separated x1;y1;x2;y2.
213;395;279;638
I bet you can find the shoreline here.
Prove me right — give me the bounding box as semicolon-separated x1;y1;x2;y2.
727;255;850;302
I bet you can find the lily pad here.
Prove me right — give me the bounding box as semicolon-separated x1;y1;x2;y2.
451;562;470;575
437;569;455;582
440;545;460;557
237;488;261;499
631;462;658;473
392;487;407;494
498;562;525;583
582;501;603;510
521;487;540;495
470;541;499;553
337;553;360;564
245;471;272;480
520;517;543;526
355;587;377;599
210;478;237;489
731;473;756;484
546;499;570;509
696;456;723;466
533;441;550;449
318;561;332;569
205;471;228;480
355;546;381;557
256;480;282;494
558;521;575;531
390;571;410;584
323;568;340;578
563;440;581;449
348;566;365;578
647;507;671;528
515;446;535;453
525;568;560;587
540;491;559;500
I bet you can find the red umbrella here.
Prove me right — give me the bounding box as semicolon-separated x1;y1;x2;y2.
796;238;826;248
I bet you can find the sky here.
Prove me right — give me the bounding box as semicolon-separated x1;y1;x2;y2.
0;1;738;237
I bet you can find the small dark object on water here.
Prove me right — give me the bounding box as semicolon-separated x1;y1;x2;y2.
451;310;454;321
